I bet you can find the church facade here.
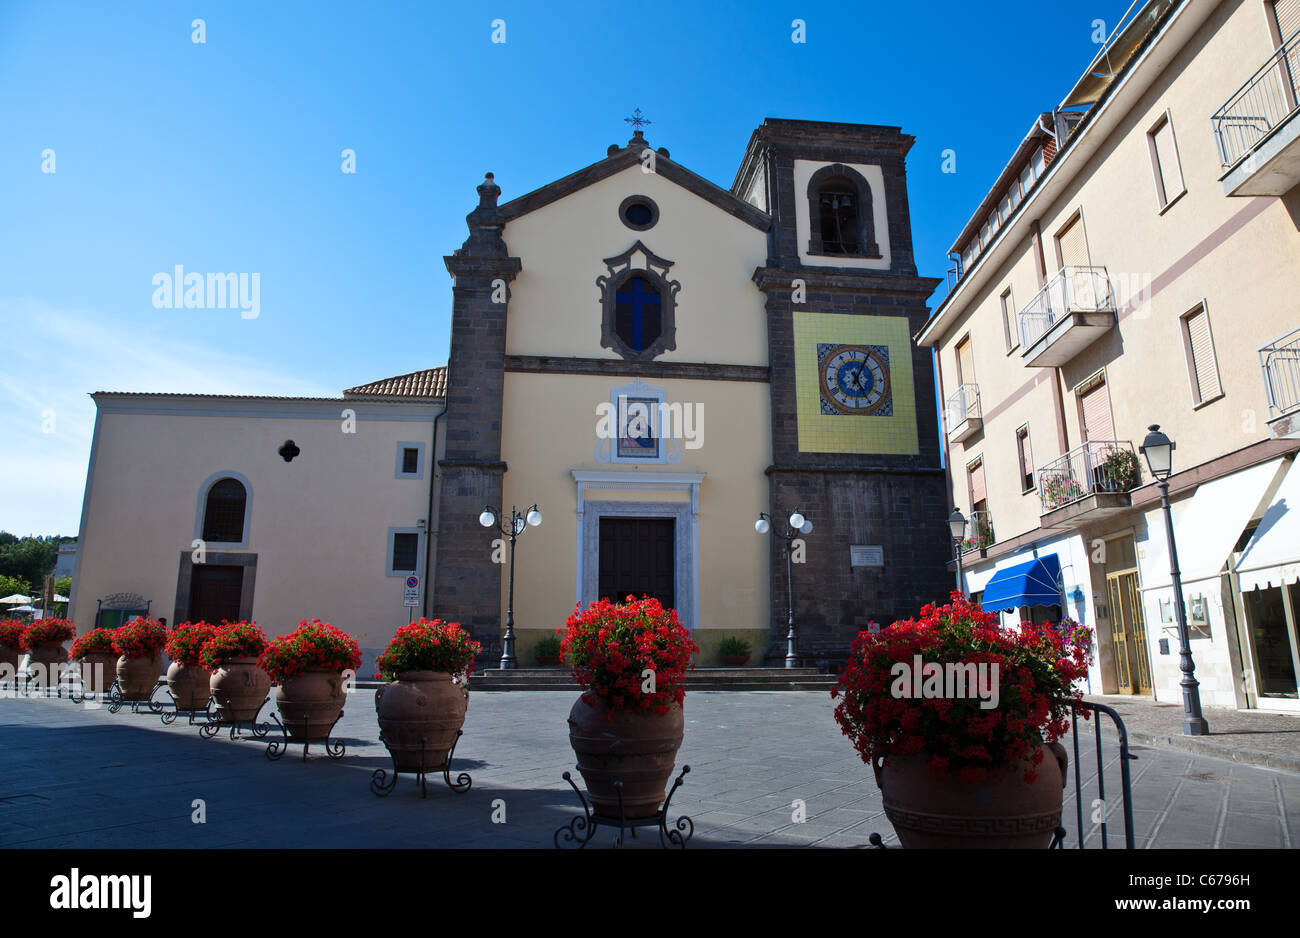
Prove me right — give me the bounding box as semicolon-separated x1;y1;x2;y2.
70;118;952;671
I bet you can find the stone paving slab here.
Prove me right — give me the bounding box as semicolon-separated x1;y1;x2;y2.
1085;695;1300;773
0;689;1297;849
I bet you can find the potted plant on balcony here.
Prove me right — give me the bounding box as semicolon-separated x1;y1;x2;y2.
534;633;563;666
718;636;751;667
199;622;270;724
959;516;996;556
561;595;699;818
69;627;117;693
111;618;167;700
24;618;76;689
1042;473;1085;510
374;618;481;772
1096;445;1142;493
832;592;1093;848
260;619;362;741
163;622;216;711
1;619;27;678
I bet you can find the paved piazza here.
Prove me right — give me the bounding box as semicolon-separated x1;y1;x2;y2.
1;689;1296;849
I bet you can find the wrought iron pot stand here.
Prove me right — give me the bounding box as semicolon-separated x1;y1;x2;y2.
370;730;472;797
265;710;347;761
160;691;219;727
199;697;272;741
108;680;167;715
554;765;693;849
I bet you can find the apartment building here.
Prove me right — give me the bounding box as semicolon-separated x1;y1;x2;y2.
917;0;1300;711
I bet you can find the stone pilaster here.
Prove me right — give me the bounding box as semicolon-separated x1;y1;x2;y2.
434;174;521;659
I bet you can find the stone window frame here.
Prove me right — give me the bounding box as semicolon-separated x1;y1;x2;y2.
805;163;881;259
395;441;426;480
386;525;425;578
194;470;253;549
596;240;682;361
618;194;660;231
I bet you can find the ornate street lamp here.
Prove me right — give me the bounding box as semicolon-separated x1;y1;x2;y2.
756;508;813;668
1139;425;1209;736
479;503;542;670
948;508;968;595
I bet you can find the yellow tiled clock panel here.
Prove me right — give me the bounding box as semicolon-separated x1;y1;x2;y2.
793;312;918;454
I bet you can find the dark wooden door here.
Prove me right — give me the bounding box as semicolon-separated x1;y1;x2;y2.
189;565;244;624
598;518;675;609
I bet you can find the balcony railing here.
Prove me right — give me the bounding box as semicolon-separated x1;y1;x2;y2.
1212;27;1300;168
1036;440;1142;514
1261;326;1300;417
945;383;981;432
1018;266;1116;351
958;509;995;556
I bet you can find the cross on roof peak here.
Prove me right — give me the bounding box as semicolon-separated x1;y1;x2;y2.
624;108;651;131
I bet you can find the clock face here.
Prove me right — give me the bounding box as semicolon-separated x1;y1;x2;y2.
817;343;892;416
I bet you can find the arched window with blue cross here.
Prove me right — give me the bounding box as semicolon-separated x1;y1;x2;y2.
613;275;663;353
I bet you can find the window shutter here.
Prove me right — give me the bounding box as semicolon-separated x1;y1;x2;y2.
1056;216;1087;271
968;459;987;505
1152;119;1184;205
1079;381;1115;442
1185;307;1222;402
1018;430;1034;488
1274;0;1300;43
1001;290;1016;350
957;338;974;385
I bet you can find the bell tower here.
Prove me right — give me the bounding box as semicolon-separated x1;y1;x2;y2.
733;119;951;664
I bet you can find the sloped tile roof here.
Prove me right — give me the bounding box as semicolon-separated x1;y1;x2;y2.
343;367;446;400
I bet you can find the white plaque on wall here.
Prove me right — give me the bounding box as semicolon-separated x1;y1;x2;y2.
850;545;884;567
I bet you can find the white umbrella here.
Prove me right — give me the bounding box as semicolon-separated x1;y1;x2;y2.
53;594;70;603
8;605;37;613
0;594;32;605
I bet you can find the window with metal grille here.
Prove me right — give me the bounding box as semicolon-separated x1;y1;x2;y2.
401;448;419;474
202;478;246;543
391;532;419;572
1182;305;1222;405
614;275;663;353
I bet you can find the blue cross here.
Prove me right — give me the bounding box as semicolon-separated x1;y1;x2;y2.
616;277;661;350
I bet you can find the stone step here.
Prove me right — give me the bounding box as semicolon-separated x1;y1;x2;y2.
466;666;839;692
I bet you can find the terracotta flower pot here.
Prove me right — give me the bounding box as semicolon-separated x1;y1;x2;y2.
567;694;684;818
30;643;68;688
209;657;271;723
166;661;212;711
78;652;118;693
374;671;468;770
1;644;22;678
720;654;749;667
116;654;161;700
873;742;1069;849
275;669;346;741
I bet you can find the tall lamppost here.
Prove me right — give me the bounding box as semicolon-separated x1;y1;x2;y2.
479;503;542;670
948;508;968;596
756;508;813;668
1139;425;1209;736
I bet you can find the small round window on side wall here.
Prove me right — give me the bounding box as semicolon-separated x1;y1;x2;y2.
619;195;659;231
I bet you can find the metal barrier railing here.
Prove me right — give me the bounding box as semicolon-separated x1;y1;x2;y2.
1018;266;1116;350
945;382;981;433
1260;325;1300;417
1054;698;1137;850
1036;439;1141;513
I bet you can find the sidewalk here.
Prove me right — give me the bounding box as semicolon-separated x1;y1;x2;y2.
1085;695;1300;773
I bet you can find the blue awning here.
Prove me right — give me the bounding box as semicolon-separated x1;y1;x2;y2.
978;554;1062;613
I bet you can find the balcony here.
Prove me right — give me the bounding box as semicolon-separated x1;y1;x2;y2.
1212;27;1300;196
1261;326;1300;439
1036;440;1141;528
958;509;995;559
1017;267;1117;367
945;383;982;444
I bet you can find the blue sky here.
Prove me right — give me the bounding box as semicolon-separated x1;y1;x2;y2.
0;0;1130;535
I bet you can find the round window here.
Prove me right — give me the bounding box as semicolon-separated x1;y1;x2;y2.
619;195;659;231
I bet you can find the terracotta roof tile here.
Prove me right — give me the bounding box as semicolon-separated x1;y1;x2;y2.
343;367;446;400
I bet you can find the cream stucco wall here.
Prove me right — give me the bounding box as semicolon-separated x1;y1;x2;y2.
72;399;437;658
497;372;771;641
502;163;769;365
931;0;1300;704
